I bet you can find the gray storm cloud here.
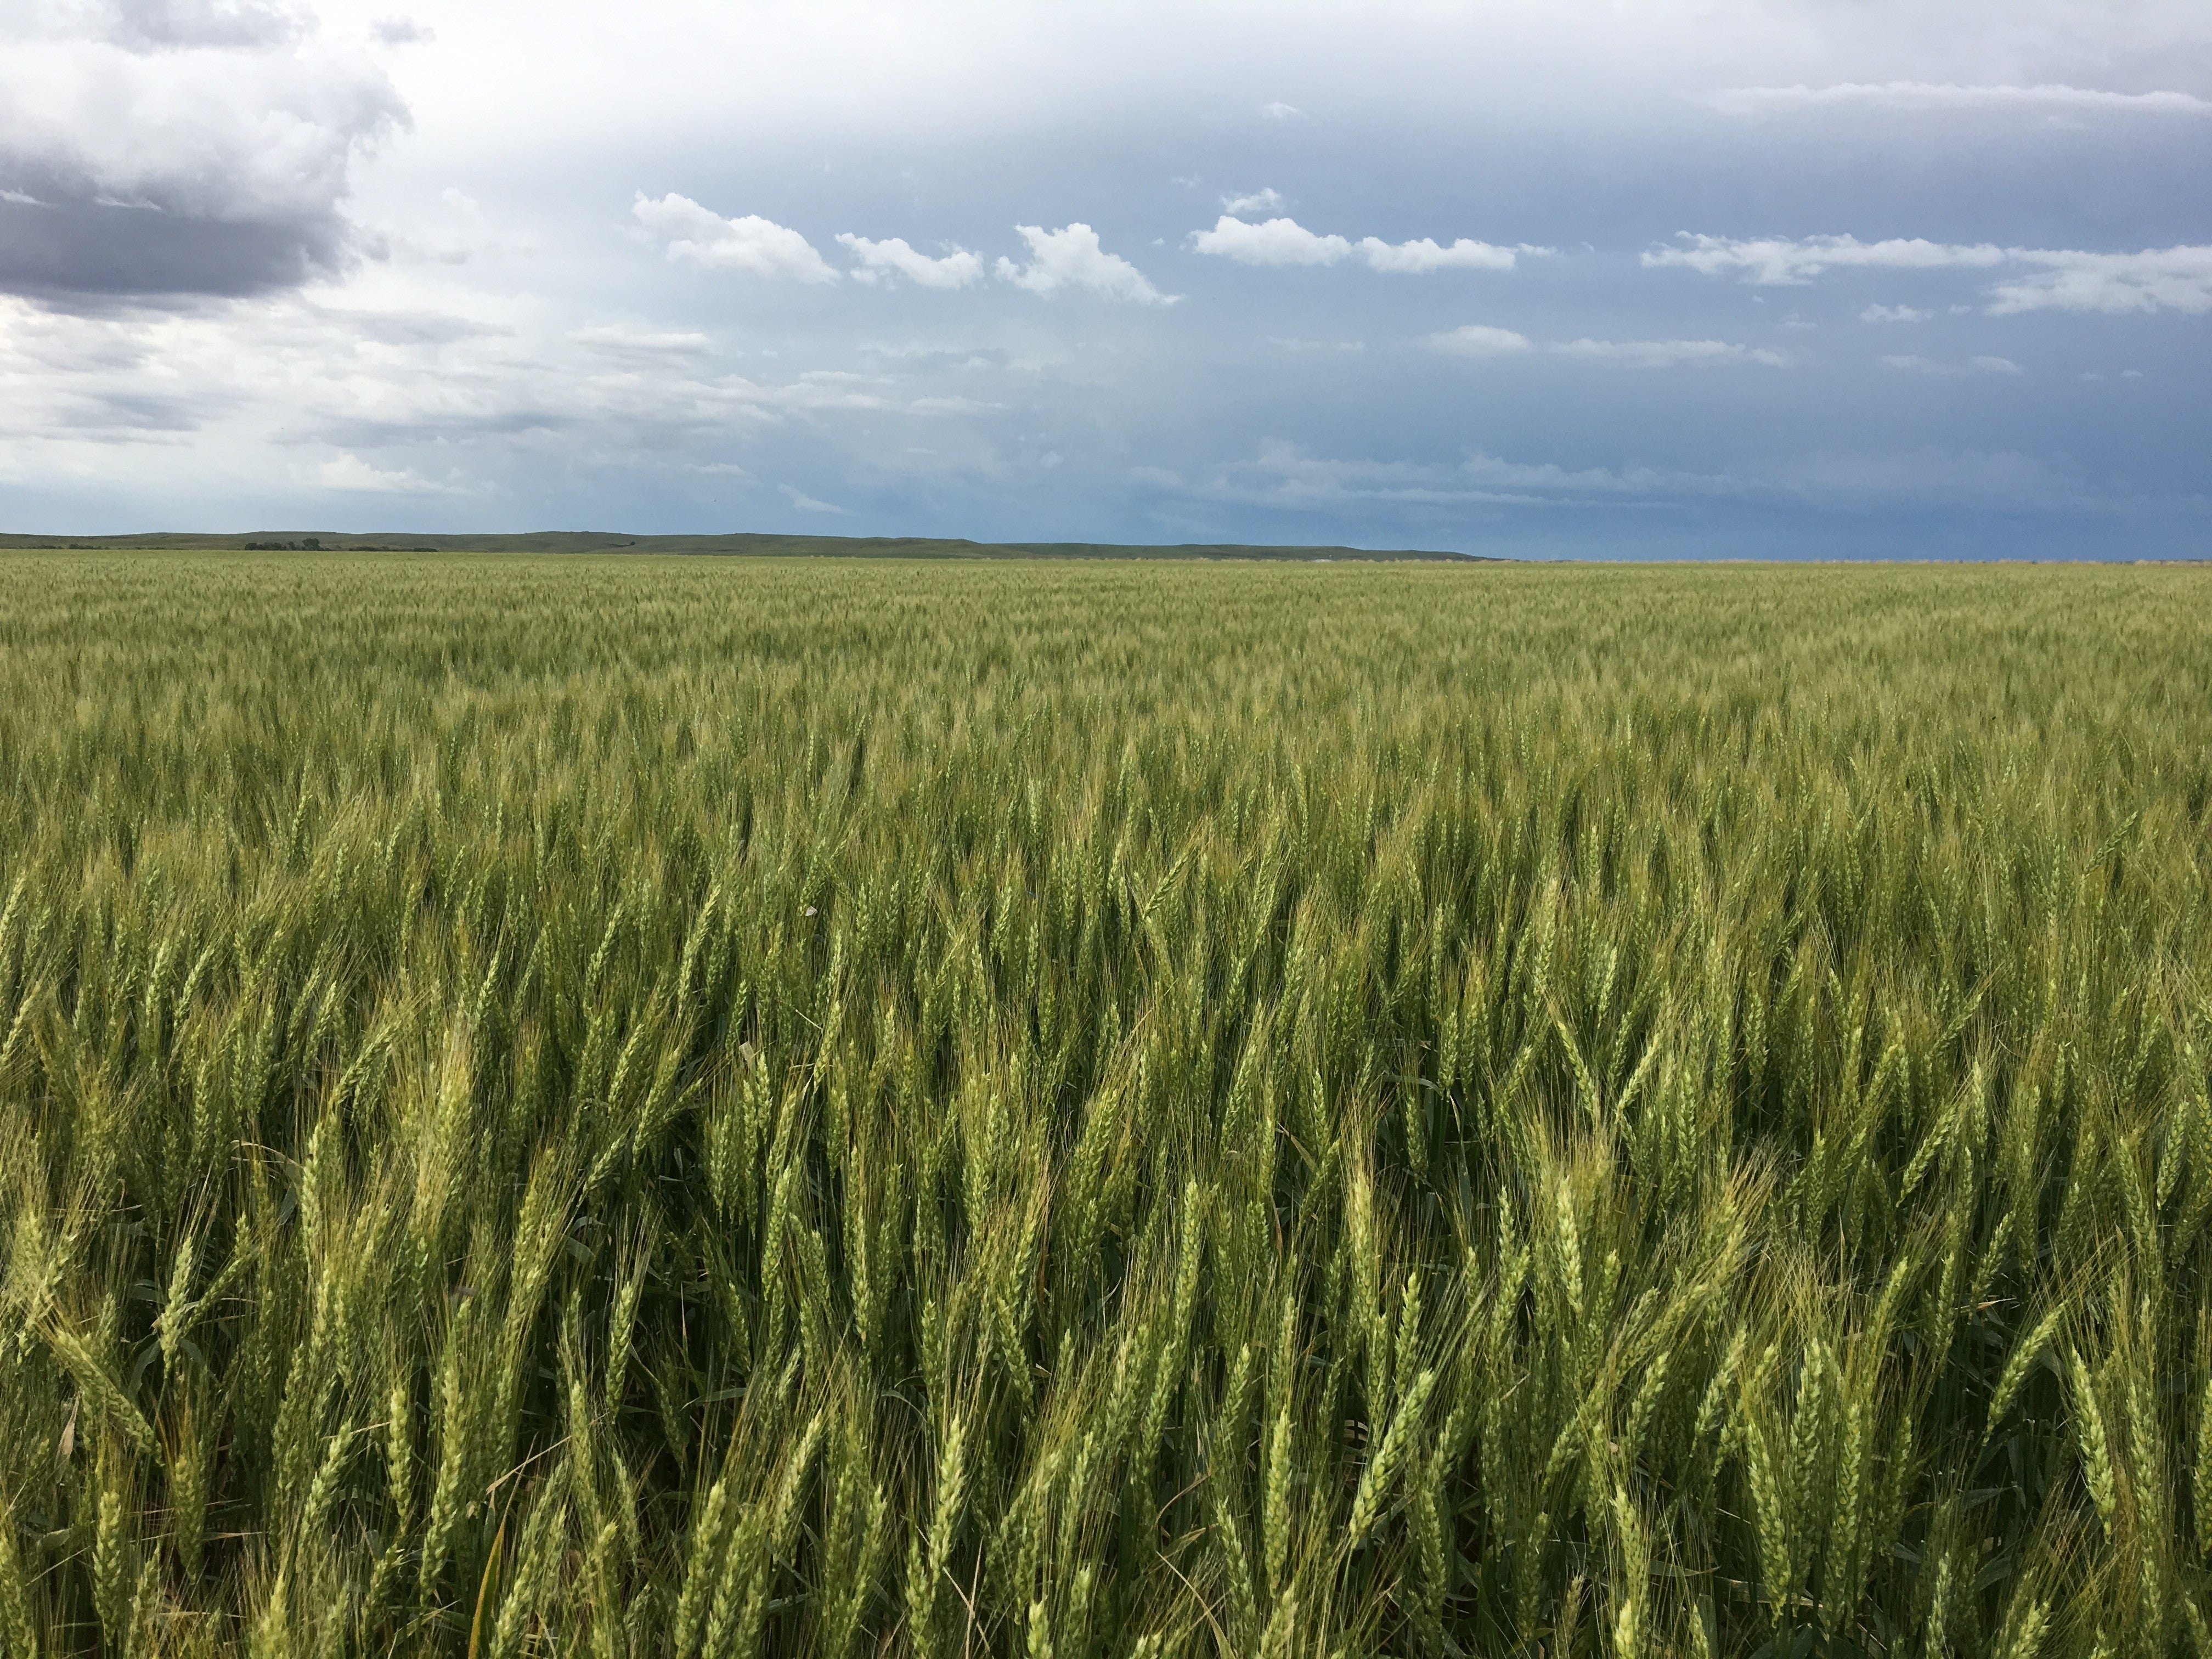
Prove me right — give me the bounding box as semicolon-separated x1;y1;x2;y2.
0;0;406;303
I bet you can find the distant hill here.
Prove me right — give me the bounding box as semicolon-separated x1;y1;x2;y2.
0;531;1482;561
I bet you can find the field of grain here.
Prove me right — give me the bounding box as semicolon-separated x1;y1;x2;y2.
1;553;2208;1659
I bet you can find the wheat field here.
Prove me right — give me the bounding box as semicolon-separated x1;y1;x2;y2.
1;552;2208;1659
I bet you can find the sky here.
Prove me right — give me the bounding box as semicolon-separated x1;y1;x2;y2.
2;0;2209;557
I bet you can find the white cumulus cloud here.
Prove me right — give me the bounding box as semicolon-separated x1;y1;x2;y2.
995;223;1175;304
1191;215;1534;272
1645;233;2007;285
1430;324;1534;356
632;193;839;283
1222;187;1286;217
1988;246;2212;315
1861;303;1932;323
1190;216;1350;266
836;234;983;289
317;452;464;493
1358;236;1522;273
1652;231;2212;315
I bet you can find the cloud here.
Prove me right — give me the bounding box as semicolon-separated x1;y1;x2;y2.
569;325;716;356
1176;438;2131;517
1458;453;1698;496
1190;215;1534;272
631;194;840;283
1260;102;1304;120
906;395;1004;414
321;306;511;346
0;9;407;302
995;223;1176;304
780;483;848;513
1557;337;1788;367
1205;441;1554;507
1644;233;2006;285
1987;246;2212;315
1880;353;2024;375
1752;447;2104;510
1431;324;1786;367
0;281;953;515
1430;324;1534;356
0;371;215;444
1179;438;2086;515
370;16;433;46
1178;441;1812;512
1190;216;1350;266
1705;82;2212;117
103;0;302;52
1861;303;1931;323
317;452;464;493
836;233;983;289
1651;232;2212;315
1222;187;1286;217
1359;236;1523;273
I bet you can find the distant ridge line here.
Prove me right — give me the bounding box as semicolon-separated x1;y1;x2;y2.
0;530;1485;562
